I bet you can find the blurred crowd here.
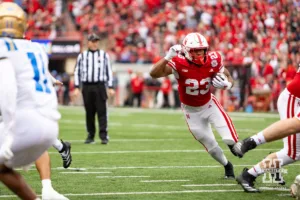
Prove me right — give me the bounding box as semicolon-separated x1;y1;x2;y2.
3;0;299;111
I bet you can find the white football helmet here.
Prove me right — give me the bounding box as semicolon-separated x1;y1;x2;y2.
181;32;209;65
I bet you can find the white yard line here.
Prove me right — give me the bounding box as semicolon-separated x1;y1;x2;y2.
259;187;289;191
141;180;190;183
59;105;280;118
48;149;283;154
183;184;236;187
0;189;244;198
60;172;112;174
19;164;299;171
96;176;150;179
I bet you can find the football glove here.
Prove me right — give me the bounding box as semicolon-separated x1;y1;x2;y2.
212;73;232;90
164;44;182;61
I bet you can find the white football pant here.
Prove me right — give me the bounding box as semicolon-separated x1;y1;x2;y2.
0;109;58;168
181;95;238;152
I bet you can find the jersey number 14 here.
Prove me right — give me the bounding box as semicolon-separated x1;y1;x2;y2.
27;52;51;94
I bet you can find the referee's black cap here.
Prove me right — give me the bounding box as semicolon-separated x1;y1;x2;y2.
88;33;100;41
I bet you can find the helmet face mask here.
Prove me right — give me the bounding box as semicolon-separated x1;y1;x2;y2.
182;33;209;65
0;2;27;38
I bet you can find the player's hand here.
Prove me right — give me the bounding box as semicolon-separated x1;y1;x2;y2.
212;73;231;89
108;88;115;97
54;79;63;86
164;44;182;61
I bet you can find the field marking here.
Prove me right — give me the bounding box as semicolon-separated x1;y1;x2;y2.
48;149;283;154
183;184;236;187
96;176;150;179
0;189;245;198
60;172;112;174
259;187;289;191
20;164;299;172
141;180;190;183
59;105;280;118
56;167;87;171
55;164;300;170
60;119;265;130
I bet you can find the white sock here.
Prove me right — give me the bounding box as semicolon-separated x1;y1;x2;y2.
52;139;63;152
42;179;52;189
208;146;228;166
248;164;264;177
251;131;266;145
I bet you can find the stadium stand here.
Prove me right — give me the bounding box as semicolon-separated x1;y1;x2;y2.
5;0;299;111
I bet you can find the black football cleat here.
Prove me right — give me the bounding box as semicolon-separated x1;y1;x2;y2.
60;141;72;169
233;138;257;158
236;168;260;193
101;139;109;145
84;137;95;144
228;144;239;157
224;161;235;179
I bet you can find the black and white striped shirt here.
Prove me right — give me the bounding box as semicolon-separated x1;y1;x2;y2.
74;49;113;88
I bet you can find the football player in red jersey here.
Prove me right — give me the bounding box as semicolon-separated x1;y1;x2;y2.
233;66;300;193
150;32;239;179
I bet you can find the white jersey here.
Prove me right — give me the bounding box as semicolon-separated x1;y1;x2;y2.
0;37;60;123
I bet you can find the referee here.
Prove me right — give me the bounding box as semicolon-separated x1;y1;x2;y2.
74;33;115;144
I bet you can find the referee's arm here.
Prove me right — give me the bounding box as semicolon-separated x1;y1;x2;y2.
105;53;115;96
74;53;82;96
74;53;82;88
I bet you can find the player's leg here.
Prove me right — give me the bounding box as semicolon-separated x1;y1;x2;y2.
52;139;72;168
182;103;234;178
237;150;294;193
0;110;58;199
35;152;69;200
234;90;300;157
0;165;38;200
210;96;239;156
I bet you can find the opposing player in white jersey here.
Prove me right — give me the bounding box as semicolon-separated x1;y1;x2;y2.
0;2;68;200
234;65;300;193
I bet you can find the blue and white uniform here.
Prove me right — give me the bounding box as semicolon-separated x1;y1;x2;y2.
0;37;60;168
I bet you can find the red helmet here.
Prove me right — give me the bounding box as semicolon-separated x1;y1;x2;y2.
182;33;209;65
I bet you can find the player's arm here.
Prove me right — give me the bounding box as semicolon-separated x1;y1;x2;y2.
149;59;172;78
47;71;63;86
262;117;300;142
150;45;181;78
0;58;17;155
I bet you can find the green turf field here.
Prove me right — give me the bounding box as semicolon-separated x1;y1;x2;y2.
1;106;299;200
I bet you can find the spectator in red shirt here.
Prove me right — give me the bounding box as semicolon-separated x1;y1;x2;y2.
161;77;172;108
130;71;144;107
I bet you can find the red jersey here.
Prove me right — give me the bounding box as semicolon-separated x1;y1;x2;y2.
287;67;300;98
168;51;224;107
131;76;144;94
